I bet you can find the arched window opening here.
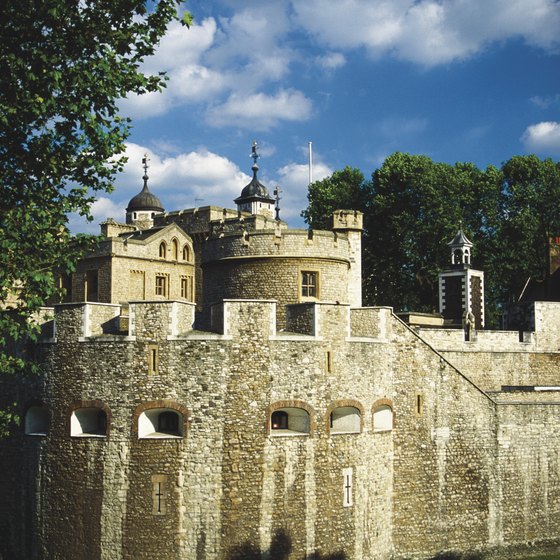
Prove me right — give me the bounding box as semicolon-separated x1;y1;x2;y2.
182;245;191;261
464;249;470;264
373;405;393;432
25;405;49;436
138;408;183;439
159;242;167;259
453;249;462;264
330;406;361;434
269;407;310;436
71;408;108;437
171;238;179;260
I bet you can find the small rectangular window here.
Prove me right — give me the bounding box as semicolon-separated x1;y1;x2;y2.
148;344;158;374
152;475;167;515
86;270;99;302
415;393;423;416
343;467;353;507
301;271;318;298
155;275;167;297
326;350;333;373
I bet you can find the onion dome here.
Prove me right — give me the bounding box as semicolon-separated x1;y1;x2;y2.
126;182;164;214
234;141;275;209
125;154;164;228
126;155;164;214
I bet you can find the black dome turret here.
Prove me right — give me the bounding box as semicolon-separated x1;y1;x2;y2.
234;141;275;212
125;155;164;228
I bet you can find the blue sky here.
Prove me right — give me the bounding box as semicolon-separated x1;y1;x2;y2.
73;0;560;232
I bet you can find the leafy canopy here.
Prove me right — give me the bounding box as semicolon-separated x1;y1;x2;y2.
303;152;560;327
0;0;189;380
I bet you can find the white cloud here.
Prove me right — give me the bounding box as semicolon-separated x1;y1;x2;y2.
68;140;339;233
292;0;560;66
274;160;333;224
530;94;560;109
67;197;125;235
119;18;227;119
118;143;250;205
206;89;313;129
521;121;560;155
316;52;347;70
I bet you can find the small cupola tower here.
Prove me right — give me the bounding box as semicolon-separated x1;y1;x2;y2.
448;228;473;266
126;154;164;230
234;141;275;218
439;227;485;331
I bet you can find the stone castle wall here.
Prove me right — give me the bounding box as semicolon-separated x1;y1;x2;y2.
2;300;560;559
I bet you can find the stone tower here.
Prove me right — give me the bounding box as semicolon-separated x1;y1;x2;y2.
332;209;363;307
438;228;485;329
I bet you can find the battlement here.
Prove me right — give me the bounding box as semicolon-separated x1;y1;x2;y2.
202;228;352;264
47;300;395;342
416;301;560;353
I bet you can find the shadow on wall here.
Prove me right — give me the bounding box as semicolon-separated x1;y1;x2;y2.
227;528;346;560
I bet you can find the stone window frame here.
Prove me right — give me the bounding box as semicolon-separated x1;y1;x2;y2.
148;344;158;374
132;400;191;440
159;241;167;259
180;276;193;300
155;274;168;297
326;399;364;435
267;400;315;437
372;398;395;432
300;270;319;300
182;244;192;262
24;399;50;436
67;400;112;438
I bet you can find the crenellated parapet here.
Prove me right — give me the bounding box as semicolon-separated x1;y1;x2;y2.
47;299;396;344
203;227;353;262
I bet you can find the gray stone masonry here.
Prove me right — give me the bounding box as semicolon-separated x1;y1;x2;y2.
2;298;560;559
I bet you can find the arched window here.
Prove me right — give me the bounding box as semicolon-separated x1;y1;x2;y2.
70;407;108;437
373;403;394;432
159;242;167;259
171;238;179;260
182;245;191;261
25;404;49;436
138;408;184;439
268;402;313;436
453;249;462;264
329;406;361;434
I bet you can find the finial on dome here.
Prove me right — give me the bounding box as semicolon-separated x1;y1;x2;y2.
250;140;259;171
142;153;150;187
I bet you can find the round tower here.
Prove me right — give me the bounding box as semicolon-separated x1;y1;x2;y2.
126;154;164;229
201;227;356;329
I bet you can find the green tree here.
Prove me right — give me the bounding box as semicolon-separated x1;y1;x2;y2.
302;167;371;229
0;0;189;387
494;155;560;304
366;153;502;314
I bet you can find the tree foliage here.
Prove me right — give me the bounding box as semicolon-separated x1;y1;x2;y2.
302;167;371;229
0;0;189;378
303;152;560;327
